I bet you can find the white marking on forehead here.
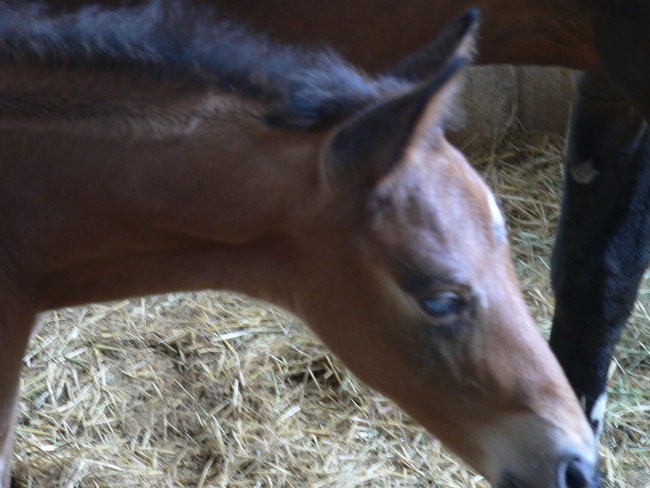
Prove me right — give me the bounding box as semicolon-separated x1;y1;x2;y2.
590;392;608;439
485;190;507;243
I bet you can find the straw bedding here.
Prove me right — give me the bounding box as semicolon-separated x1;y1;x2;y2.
13;134;649;487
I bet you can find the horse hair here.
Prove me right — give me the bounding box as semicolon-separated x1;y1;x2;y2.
0;0;410;129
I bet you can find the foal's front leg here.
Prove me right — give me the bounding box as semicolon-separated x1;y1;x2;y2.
550;71;650;437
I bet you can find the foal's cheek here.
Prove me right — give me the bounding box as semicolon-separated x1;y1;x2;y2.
411;319;487;388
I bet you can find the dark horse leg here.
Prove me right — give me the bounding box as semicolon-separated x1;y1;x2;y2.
550;71;650;437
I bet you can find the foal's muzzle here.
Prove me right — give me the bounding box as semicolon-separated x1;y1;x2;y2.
562;454;600;488
499;451;600;488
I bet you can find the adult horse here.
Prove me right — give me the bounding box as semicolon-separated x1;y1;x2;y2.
54;0;650;441
0;2;598;488
140;0;648;440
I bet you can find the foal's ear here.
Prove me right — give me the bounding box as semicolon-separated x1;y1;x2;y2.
324;57;469;189
324;10;479;190
390;8;480;82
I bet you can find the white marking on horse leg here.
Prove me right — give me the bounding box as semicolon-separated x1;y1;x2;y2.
485;191;507;243
590;392;608;439
571;159;599;184
0;458;7;488
0;426;13;488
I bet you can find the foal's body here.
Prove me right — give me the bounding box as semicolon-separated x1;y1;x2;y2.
0;3;600;488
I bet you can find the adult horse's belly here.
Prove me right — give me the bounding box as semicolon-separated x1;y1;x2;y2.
55;0;599;71
202;0;599;70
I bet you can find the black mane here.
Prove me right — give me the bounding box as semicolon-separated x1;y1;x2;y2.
0;0;407;128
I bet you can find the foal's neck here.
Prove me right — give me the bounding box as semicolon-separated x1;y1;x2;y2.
0;112;326;310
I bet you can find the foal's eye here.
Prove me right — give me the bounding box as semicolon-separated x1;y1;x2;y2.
420;292;465;318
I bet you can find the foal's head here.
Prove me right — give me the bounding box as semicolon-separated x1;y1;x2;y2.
285;14;598;488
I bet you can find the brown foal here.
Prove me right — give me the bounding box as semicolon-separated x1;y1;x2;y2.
0;2;597;487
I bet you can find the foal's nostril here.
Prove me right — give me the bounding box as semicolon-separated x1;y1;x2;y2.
565;462;588;488
562;455;596;488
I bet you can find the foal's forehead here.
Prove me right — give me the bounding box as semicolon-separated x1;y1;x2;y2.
389;142;507;245
441;151;507;245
